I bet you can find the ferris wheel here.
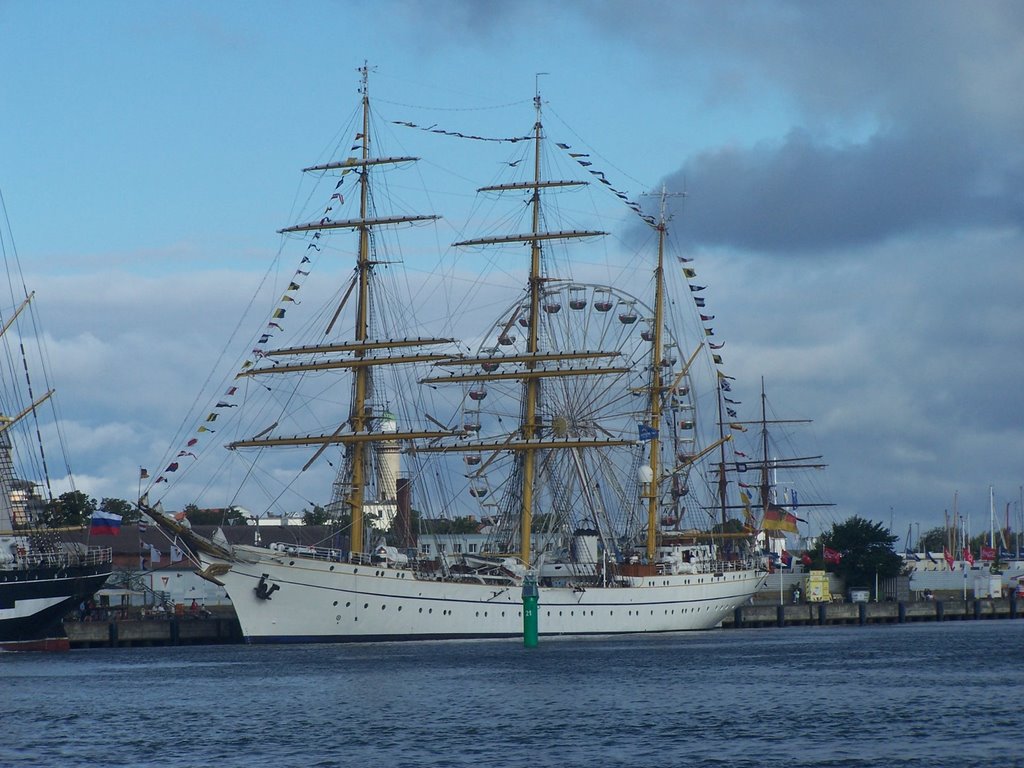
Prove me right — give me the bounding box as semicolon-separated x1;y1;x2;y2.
456;280;700;549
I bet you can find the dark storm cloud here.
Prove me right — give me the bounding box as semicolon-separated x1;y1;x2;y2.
663;122;1021;253
573;1;1024;253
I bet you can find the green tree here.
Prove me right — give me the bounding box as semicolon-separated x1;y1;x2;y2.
303;505;331;525
919;526;948;553
713;518;748;535
180;504;249;526
101;497;139;523
817;516;903;598
42;490;97;527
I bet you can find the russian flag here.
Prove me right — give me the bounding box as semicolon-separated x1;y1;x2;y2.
90;510;122;536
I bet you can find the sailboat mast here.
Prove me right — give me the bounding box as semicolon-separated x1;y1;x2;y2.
990;485;995;549
348;64;374;556
644;192;668;560
758;377;771;518
518;86;545;568
716;381;729;529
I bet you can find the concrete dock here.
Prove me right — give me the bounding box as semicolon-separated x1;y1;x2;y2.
724;596;1022;629
65;614;242;648
62;597;1021;648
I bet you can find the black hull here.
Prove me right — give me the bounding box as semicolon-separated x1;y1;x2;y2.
0;563;112;650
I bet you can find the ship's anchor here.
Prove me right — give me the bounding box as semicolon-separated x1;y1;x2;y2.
254;574;280;600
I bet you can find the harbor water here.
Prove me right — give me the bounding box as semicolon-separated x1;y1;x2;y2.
3;621;1022;768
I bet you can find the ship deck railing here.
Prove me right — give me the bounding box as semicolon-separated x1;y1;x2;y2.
276;546;760;582
3;545;112;570
654;557;760;576
275;546;424;572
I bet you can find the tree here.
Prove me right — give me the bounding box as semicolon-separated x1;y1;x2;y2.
303;505;331;526
919;526;948;553
42;490;97;527
816;516;903;598
180;505;249;526
101;497;139;523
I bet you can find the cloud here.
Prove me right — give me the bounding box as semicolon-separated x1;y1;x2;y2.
663;123;1018;253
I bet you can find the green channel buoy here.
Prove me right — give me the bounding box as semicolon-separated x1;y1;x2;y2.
522;572;539;647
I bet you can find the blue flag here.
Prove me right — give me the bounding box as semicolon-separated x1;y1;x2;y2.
637;424;659;441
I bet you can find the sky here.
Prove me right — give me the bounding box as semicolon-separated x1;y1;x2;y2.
1;0;1022;543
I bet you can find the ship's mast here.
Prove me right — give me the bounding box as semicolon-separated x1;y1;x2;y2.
433;84;615;568
644;192;669;560
716;384;730;529
348;63;374;556
516;86;548;567
758;378;771;516
228;65;460;558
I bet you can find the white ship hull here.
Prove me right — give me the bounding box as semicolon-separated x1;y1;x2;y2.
204;546;766;643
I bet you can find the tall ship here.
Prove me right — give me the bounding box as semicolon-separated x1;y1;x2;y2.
144;68;767;642
0;190;113;651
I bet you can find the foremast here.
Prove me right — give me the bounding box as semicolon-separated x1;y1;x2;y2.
227;65;454;558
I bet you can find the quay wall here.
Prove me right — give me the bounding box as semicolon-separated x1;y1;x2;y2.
723;596;1022;629
63;597;1021;647
66;616;242;648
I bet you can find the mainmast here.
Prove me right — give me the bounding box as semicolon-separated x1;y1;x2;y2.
517;87;545;568
431;84;610;568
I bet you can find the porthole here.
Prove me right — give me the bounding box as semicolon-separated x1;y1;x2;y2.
333;601;338;607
